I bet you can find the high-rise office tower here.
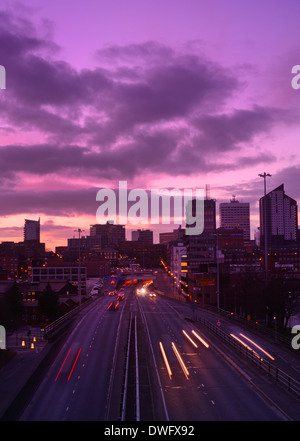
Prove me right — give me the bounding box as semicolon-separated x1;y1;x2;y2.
24;218;40;242
259;184;298;247
185;198;216;273
219;196;250;241
185;198;216;233
90;222;125;246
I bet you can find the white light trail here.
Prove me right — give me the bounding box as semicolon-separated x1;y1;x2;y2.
159;342;172;380
191;330;209;348
172;342;189;380
182;330;198;348
239;333;275;360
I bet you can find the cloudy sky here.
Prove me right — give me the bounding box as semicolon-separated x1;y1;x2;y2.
1;0;300;249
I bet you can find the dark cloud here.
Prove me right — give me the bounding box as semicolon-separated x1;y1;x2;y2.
0;187;98;217
0;11;297;219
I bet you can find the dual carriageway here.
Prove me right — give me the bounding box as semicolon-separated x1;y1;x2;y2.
2;272;300;421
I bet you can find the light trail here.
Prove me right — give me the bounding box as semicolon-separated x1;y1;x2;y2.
172;342;189;380
67;348;82;381
159;342;172;380
182;330;198;348
230;334;261;359
191;330;210;348
55;348;71;382
239;333;275;360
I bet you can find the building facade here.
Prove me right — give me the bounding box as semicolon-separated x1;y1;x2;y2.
24;218;40;242
219;197;250;241
90;222;125;246
31;266;87;295
259;184;298;248
131;229;153;244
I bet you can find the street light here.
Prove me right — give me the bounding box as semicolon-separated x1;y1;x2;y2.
259;172;271;282
216;230;220;312
74;228;84;307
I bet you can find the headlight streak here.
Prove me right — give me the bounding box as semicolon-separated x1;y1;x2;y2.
159;342;172;380
239;333;275;361
191;330;210;348
182;330;198;348
172;342;189;380
230;334;261;359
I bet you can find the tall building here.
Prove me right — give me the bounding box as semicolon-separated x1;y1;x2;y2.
67;235;102;252
259;184;298;247
24;218;40;242
185;198;216;273
90;222;125;246
131;229;153;244
219;196;250;241
185;198;216;232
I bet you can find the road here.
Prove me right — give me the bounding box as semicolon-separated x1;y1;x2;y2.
20;291;127;421
18;283;292;421
155;269;300;384
137;293;285;421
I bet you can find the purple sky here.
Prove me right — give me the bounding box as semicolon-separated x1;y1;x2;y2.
1;0;300;249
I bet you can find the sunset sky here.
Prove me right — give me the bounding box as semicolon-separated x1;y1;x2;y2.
1;0;300;249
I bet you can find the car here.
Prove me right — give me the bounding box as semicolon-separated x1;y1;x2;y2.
149;292;156;297
117;293;124;301
109;291;115;296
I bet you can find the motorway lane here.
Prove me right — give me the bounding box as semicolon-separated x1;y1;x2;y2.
137;293;285;421
155;270;300;377
165;299;300;383
20;293;126;421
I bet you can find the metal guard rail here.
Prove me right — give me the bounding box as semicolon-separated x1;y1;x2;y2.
197;315;300;398
44;297;94;337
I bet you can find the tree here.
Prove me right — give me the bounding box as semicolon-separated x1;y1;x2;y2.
38;283;60;321
3;283;23;329
264;276;300;329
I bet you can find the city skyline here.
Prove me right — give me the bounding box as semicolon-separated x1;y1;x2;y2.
8;180;300;252
1;1;300;250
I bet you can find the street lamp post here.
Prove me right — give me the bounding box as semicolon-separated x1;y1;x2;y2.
75;228;84;308
216;231;220;312
259;172;271;282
